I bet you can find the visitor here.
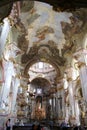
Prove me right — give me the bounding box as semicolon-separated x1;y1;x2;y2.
60;120;68;130
19;120;24;126
60;120;68;128
49;121;53;130
31;122;41;130
41;126;50;130
6;119;11;130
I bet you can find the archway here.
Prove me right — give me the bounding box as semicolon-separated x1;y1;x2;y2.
29;77;51;120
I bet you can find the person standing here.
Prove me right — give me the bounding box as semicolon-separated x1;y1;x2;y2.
31;122;41;130
6;119;11;130
19;120;24;126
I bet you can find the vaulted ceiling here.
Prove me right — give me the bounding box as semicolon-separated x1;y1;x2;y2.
0;0;87;22
0;1;87;93
14;1;87;78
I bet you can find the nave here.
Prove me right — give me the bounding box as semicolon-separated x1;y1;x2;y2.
0;0;87;130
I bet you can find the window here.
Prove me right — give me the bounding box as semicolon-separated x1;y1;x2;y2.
38;62;43;69
37;88;42;94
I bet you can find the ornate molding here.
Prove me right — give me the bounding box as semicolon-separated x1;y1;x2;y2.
56;86;63;91
73;48;87;61
64;65;74;80
78;62;86;68
56;76;63;83
67;77;72;82
23;44;66;76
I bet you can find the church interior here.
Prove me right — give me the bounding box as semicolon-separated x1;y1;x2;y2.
0;0;87;129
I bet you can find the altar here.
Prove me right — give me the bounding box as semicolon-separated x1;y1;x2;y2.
35;107;46;120
31;98;46;120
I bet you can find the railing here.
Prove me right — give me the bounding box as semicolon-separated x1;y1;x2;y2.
13;125;87;130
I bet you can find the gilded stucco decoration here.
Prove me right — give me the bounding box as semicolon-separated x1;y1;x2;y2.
17;34;29;52
10;1;87;77
22;42;66;76
20;1;34;13
30;77;51;94
34;26;54;42
61;9;87;55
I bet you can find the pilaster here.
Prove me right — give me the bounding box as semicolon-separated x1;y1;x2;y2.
0;18;10;58
64;66;75;119
56;77;66;119
73;48;87;102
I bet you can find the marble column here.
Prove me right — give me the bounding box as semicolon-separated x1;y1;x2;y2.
65;104;69;122
55;97;57;113
73;48;87;125
11;76;20;114
57;96;61;117
56;77;65;119
68;78;75;117
52;97;54;112
0;18;10;58
65;66;75;118
78;63;87;102
0;61;15;112
74;98;80;125
62;90;66;118
74;48;87;102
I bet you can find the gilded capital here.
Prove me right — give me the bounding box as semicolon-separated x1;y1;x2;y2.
57;86;63;91
73;48;87;62
67;77;72;82
56;76;63;83
78;62;86;68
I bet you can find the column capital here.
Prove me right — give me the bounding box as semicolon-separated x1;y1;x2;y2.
67;77;72;82
64;65;73;79
56;76;64;86
57;86;63;91
15;74;21;79
73;48;87;63
3;17;10;24
56;76;64;83
77;62;86;69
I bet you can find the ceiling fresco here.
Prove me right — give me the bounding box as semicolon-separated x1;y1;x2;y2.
0;0;87;13
12;1;86;78
0;0;87;85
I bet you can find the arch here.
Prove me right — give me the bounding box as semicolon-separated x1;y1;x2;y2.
30;77;51;89
23;44;65;77
0;0;87;10
24;58;61;80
